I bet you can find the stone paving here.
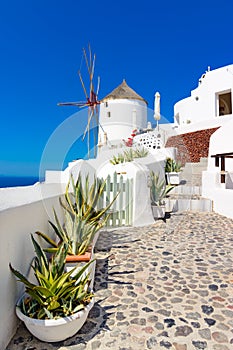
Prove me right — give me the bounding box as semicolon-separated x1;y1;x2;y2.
6;211;233;350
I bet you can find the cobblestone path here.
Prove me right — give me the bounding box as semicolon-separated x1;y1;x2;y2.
7;212;233;350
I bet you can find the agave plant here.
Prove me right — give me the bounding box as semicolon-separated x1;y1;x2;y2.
133;147;149;158
123;148;134;162
36;174;118;256
62;174;117;226
150;171;174;206
165;158;182;173
110;147;149;165
35;211;98;256
9;235;94;319
109;153;125;165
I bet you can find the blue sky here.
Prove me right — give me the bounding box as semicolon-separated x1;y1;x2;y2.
0;0;233;177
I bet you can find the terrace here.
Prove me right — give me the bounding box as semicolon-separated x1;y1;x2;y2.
5;164;233;350
7;211;233;350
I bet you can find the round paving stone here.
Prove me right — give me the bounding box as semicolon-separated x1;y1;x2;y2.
212;331;229;343
192;340;207;349
175;326;193;336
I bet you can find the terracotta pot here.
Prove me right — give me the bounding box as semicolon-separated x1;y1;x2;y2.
65;250;92;262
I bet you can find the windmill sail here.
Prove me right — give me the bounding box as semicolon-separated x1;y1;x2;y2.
58;45;100;158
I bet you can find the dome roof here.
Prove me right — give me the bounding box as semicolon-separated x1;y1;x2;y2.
102;79;148;104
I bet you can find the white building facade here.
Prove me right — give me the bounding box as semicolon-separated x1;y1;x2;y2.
174;65;233;132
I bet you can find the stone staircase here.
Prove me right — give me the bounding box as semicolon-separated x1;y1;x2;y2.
166;158;213;212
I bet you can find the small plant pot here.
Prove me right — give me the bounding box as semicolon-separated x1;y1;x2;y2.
65;251;92;263
151;205;165;219
164;198;176;213
16;294;95;342
166;172;180;185
65;245;93;263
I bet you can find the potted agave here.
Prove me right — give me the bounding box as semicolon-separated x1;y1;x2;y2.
165;157;182;185
36;173;119;259
35;212;99;289
35;174;118;288
60;174;118;250
150;171;174;219
9;235;95;342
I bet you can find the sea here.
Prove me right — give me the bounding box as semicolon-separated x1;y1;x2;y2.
0;176;40;188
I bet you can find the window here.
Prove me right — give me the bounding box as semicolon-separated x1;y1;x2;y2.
217;91;232;116
107;111;111;118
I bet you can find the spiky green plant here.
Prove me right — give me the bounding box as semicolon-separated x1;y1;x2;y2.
150;171;174;206
165;158;182;173
109;153;125;165
35;211;98;256
35;174;118;256
110;147;149;165
133;147;149;158
63;174;117;226
9;236;94;319
123;148;134;162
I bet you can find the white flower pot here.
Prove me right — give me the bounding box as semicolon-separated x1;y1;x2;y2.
151;205;165;219
16;295;95;342
166;172;180;185
164;198;177;213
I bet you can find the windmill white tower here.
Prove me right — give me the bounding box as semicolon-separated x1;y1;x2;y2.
98;80;148;148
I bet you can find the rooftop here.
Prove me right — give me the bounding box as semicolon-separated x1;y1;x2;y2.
102;79;148;104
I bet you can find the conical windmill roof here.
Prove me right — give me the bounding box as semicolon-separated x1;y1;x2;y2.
102;79;148;104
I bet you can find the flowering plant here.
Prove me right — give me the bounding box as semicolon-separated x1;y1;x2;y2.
122;129;137;147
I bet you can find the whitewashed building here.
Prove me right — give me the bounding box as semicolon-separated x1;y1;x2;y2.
173;64;233;133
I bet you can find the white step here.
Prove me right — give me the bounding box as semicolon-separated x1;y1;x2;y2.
165;197;213;213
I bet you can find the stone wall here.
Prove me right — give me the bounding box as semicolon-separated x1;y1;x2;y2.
165;128;219;165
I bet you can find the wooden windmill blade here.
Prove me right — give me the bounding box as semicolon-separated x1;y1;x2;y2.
78;70;89;101
83;46;96;102
96;76;100;96
90;53;96;97
57;100;88;107
95;76;100;112
82;46;98;156
58;44;100;159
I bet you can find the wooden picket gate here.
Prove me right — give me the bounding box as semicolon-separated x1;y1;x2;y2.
98;172;133;227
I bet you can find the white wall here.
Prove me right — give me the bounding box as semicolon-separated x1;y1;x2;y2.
171;115;232;135
202;118;233;219
0;183;64;350
45;159;97;185
96;161;154;227
207;118;233;171
174;64;233;127
98;99;147;144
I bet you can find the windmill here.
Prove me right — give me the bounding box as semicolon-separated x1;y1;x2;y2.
58;44;100;158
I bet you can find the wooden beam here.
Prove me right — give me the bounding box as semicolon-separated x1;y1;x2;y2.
221;156;225;183
211;152;233;157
